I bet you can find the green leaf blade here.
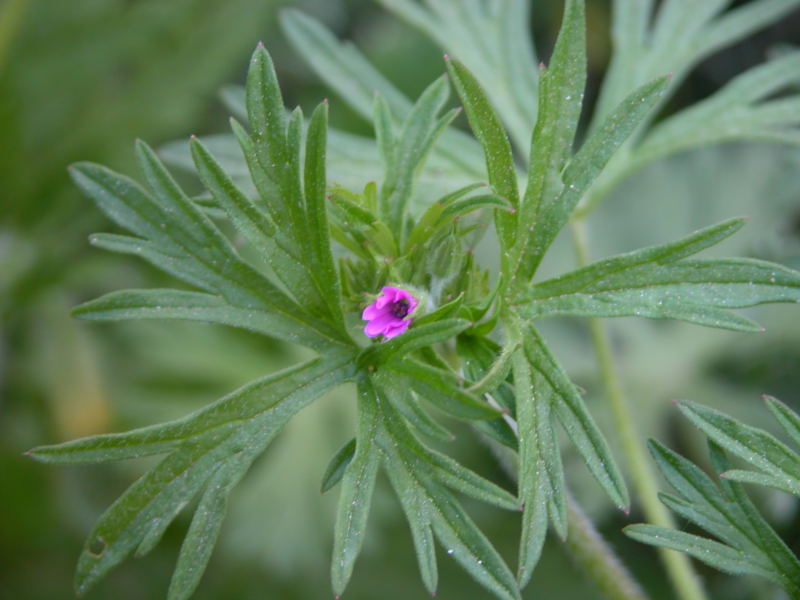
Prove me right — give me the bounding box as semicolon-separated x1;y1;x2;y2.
678;401;800;497
523;327;628;510
389;358;501;421
445;56;519;253
331;380;381;597
526;75;670;272
514;0;586;285
321;438;357;494
305;100;345;324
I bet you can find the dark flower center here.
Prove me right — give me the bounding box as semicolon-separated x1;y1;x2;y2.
391;299;410;318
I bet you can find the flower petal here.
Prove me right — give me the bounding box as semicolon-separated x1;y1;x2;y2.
364;312;396;337
383;319;411;339
362;302;386;320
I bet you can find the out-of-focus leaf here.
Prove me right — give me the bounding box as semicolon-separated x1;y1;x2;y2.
595;0;800;123
279;8;485;179
632;52;800;170
377;0;539;154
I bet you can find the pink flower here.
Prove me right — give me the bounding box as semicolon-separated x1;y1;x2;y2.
362;286;418;339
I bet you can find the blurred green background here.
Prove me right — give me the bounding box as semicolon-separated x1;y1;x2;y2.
2;1;800;598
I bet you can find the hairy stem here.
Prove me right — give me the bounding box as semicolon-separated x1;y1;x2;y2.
482;399;649;600
565;491;649;600
569;218;708;600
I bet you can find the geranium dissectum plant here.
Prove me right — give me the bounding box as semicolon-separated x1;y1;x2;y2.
27;2;800;600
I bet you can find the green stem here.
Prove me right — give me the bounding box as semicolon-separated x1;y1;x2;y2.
569;218;708;600
0;0;30;73
565;491;649;600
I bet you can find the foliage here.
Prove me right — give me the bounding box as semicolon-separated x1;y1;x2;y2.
625;397;800;598
27;1;800;599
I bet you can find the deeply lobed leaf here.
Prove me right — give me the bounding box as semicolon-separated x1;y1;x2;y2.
625;437;800;598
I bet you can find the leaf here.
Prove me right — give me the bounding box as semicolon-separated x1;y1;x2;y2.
358;319;470;367
412;292;465;328
456;335;519;451
321;438;356;494
516;218;800;331
304;100;345;323
514;0;586;285
719;470;799;497
467;341;519;397
331;379;381;596
624;526;762;576
523;326;628;510
167;452;251;600
380;382;455;444
189;136;326;314
381;443;439;595
633;52;800;169
388;358;502;421
624;438;800;598
765;395;800;448
72;288;331;349
439;193;513;223
678;401;800;497
29;357;352;595
523;75;670;274
279;9;485;180
512;345;561;586
378;397;521;600
445;56;519;253
69;158;348;349
425;484;521;600
377;0;539;154
406;182;487;251
381;396;517;511
378;75;456;239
